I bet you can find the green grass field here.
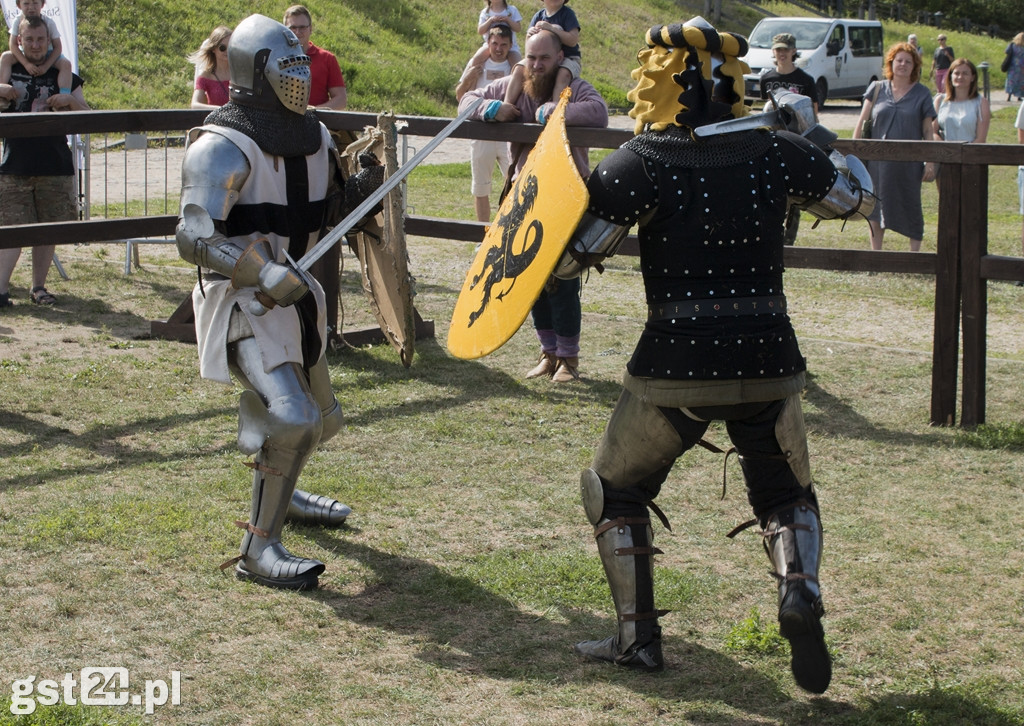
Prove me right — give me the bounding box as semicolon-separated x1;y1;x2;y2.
2;2;1024;724
1;206;1023;725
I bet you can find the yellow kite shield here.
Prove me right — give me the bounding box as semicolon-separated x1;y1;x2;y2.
447;89;588;360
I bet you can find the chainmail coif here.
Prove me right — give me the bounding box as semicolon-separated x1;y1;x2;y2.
624;126;772;168
205;103;322;157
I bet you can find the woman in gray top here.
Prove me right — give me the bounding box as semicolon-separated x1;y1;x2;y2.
853;42;937;251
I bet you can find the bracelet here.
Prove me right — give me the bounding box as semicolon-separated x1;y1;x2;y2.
483;99;502;121
59;87;71;94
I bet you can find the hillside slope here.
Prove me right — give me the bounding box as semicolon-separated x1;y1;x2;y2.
74;1;1016;113
76;0;763;112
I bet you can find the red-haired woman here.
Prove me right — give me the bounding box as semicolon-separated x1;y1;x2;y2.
853;42;937;251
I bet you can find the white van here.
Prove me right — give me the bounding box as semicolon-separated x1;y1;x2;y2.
741;17;884;106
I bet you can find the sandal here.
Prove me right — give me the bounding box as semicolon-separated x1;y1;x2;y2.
30;286;56;305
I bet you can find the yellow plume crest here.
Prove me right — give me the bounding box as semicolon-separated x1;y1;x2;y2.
627;21;751;136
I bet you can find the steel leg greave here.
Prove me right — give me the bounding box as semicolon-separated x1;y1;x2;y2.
763;499;831;693
574;515;665;671
285;355;351;527
233;385;326;590
237;443;326;590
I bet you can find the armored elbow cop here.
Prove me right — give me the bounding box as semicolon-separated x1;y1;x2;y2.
553;213;631;280
796;151;876;222
176;203;309;308
175;203;249;275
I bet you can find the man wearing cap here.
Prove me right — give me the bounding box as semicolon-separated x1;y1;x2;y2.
929;34;955;93
759;32;818;245
759;33;819;112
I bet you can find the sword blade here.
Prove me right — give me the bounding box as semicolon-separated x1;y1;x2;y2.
692;107;783;137
297;96;484;272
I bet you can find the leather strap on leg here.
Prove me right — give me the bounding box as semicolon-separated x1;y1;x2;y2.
234;520;269;538
575;514;666;671
595;516;668;653
619;610;671;622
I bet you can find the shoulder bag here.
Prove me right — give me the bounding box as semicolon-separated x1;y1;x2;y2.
860;82;881;139
1002;45;1013;74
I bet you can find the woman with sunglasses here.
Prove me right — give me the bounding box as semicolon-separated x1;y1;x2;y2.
188;26;232;110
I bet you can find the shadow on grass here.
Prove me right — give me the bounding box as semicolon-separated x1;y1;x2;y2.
0;406;235;491
305;537;796;718
300;533;1021;723
331;336;623;427
0;274;193;342
852;688;1021;725
803;373;953;447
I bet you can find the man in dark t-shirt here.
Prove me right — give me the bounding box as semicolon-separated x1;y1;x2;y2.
759;32;819;111
759;33;818;245
0;16;87;307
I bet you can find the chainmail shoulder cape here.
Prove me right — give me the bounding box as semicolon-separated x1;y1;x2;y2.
205;103;322;157
623;126;773;168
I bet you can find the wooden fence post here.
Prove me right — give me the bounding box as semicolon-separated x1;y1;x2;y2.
959;163;989;427
931;154;962;426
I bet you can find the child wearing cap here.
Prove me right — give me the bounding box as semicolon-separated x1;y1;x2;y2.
759;32;819;246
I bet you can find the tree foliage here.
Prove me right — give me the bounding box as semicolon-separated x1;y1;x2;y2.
868;0;1024;37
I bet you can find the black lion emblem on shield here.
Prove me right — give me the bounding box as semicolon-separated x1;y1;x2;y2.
468;172;544;326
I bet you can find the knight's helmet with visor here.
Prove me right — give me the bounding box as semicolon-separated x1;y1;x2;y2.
227;14;311;115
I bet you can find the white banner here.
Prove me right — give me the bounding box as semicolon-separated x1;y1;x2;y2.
1;0;78;71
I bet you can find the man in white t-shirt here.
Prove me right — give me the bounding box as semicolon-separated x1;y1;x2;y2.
456;25;513;222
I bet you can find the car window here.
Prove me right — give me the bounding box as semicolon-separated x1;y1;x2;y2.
849;26;883;56
748;20;831;49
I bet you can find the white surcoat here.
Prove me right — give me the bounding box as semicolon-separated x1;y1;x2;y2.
186;124;333;384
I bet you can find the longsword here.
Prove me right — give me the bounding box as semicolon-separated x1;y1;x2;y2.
290;96;484;273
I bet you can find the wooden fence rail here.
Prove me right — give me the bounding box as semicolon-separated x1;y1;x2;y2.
2;110;1023;426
